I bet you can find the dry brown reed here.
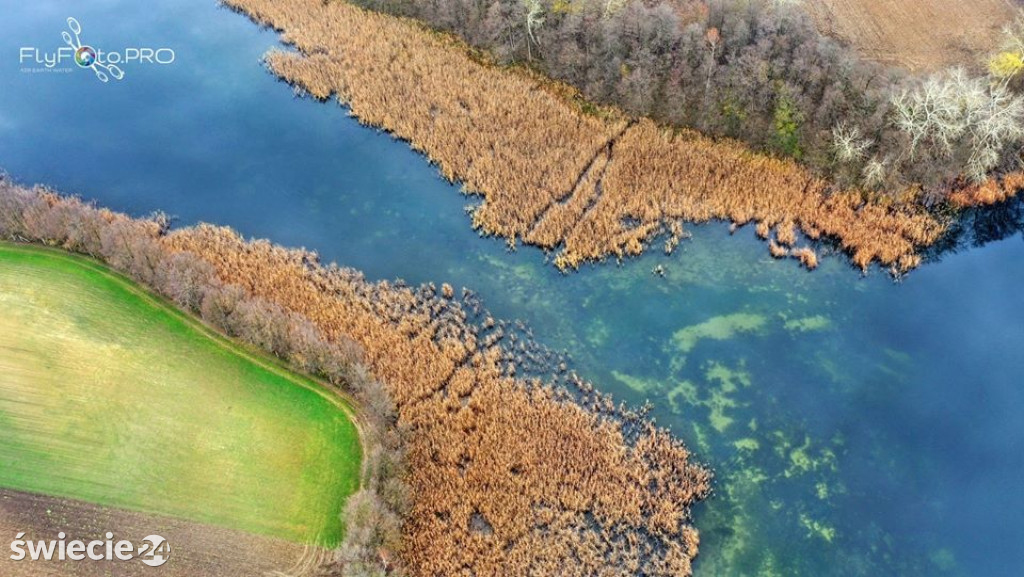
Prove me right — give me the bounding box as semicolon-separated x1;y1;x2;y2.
768;240;789;258
791;246;819;270
1;182;713;574
240;0;622;242
948;172;1024;207
225;0;956;273
164;225;711;576
582;120;945;272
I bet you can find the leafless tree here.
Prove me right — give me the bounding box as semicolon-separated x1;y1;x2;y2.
522;0;544;61
861;156;889;189
200;284;248;334
99;220;163;283
892;68;1024;181
831;122;874;164
603;0;627;19
155;252;217;313
0;182;38;240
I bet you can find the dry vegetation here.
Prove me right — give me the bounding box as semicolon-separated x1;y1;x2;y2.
948;171;1024;206
805;0;1017;72
167;224;711;577
1;182;712;576
225;0;952;273
349;0;1024;196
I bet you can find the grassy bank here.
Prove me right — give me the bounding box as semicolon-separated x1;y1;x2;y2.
168;223;712;577
0;243;361;546
2;182;711;576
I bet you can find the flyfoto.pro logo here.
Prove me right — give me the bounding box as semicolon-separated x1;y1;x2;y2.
10;532;170;567
19;17;176;82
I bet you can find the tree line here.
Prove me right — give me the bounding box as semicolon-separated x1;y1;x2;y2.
352;0;1024;197
228;0;948;275
1;176;713;576
0;181;406;576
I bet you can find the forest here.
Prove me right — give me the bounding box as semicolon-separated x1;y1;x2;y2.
0;178;711;576
352;0;1024;196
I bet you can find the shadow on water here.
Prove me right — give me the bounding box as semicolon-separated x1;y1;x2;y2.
924;196;1024;262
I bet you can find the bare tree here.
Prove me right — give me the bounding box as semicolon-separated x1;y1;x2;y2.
703;27;720;112
603;0;627;19
0;182;38;240
200;284;248;335
99;220;163;283
861;156;889;189
831;122;874;163
155;252;217;313
891;68;1024;181
522;0;544;61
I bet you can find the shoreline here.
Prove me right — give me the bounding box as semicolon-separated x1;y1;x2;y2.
0;241;364;547
220;0;992;274
1;180;712;576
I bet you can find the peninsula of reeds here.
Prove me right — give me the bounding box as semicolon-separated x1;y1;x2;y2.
222;0;960;272
1;180;712;576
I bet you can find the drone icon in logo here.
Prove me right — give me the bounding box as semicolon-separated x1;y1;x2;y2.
62;17;123;82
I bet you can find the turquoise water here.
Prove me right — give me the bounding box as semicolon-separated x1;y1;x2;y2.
3;2;1024;575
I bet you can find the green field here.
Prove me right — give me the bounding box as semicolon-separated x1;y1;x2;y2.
0;244;361;546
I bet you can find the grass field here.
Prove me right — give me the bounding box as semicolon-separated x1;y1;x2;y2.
806;0;1017;72
0;243;361;546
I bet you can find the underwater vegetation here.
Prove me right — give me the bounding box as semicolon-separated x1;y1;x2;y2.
1;181;711;576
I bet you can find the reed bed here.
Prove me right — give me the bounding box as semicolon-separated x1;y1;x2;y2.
592;120;946;272
225;0;961;272
0;180;715;575
948;172;1024;207
237;0;622;242
165;225;711;576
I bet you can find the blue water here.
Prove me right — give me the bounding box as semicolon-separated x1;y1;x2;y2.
3;2;1024;575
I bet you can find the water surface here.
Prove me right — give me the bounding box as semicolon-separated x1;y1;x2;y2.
2;2;1023;575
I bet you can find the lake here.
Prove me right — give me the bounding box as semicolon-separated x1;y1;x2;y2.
2;1;1023;575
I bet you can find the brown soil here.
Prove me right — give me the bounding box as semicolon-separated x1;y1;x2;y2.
805;0;1018;72
0;181;712;577
0;488;317;577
